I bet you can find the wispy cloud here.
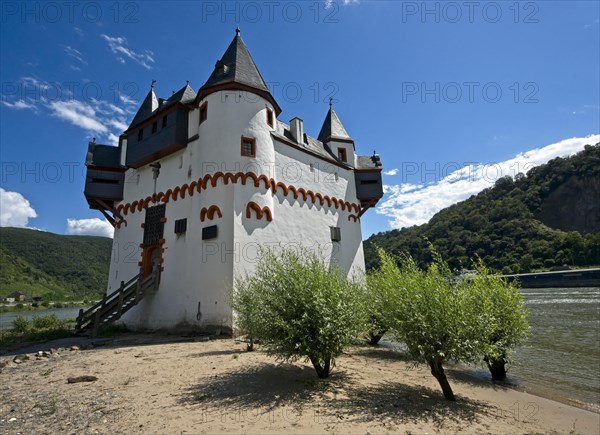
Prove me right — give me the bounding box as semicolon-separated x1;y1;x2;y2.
377;135;600;230
325;0;359;9
0;188;38;228
66;218;114;238
100;34;154;69
63;45;87;65
584;18;599;29
383;168;398;176
1;99;37;111
48;100;108;134
2;77;133;141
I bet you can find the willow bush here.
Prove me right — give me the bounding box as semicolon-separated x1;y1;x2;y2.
231;247;366;378
370;247;529;400
469;259;529;380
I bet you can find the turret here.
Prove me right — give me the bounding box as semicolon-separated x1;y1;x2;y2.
318;101;355;166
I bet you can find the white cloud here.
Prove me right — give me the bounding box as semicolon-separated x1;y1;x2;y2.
584;18;599;29
383;168;398;176
66;218;114;238
63;45;87;65
0;188;37;227
377;135;600;230
1;99;37;111
100;34;154;69
48;100;108;134
325;0;359;9
3;76;133;142
119;94;138;107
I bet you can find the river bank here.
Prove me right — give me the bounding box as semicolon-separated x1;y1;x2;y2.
0;334;598;434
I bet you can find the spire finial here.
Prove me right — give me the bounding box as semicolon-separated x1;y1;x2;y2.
151;79;156;89
236;27;240;36
329;97;333;108
186;80;189;85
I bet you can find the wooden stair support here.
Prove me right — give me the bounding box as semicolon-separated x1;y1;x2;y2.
75;267;159;337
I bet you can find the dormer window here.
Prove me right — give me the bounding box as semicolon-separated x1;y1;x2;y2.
199;102;208;125
338;148;347;163
266;108;274;128
215;60;228;76
152;121;158;134
138;129;144;141
241;136;256;157
162;115;168;128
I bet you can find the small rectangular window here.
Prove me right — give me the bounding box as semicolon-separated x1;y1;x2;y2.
174;218;187;234
361;179;379;185
138;128;144;141
241;136;256;157
199;102;208;124
266;108;274;128
152;121;158;134
162;115;168;128
330;226;341;242
338;148;347;162
202;225;218;240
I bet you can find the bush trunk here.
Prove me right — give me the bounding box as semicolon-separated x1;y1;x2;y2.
428;356;455;401
310;356;331;378
485;355;507;381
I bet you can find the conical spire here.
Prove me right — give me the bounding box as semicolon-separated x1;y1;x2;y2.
197;29;280;114
129;85;159;128
317;105;353;143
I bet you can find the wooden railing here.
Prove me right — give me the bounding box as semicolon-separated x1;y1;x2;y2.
75;267;159;337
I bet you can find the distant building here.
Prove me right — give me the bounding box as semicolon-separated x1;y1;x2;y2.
7;291;26;302
82;29;384;333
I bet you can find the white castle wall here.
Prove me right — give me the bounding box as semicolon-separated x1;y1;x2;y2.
106;90;365;332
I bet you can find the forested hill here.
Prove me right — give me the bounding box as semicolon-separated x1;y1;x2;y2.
365;143;600;273
0;227;112;301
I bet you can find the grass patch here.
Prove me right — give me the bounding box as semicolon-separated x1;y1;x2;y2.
0;315;75;348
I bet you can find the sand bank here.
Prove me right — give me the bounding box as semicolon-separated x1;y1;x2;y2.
1;334;598;434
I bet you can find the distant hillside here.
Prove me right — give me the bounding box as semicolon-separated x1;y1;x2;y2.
0;228;112;301
365;143;600;273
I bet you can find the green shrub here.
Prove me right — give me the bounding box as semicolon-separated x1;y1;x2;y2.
32;314;61;329
371;247;530;400
12;315;30;333
232;247;367;378
364;247;398;344
469;259;529;380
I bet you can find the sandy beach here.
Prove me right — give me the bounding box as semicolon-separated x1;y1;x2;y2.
1;334;598;434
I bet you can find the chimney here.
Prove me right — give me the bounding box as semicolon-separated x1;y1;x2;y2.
290;117;303;144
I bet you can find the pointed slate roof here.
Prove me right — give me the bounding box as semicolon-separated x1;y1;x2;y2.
200;29;269;91
197;29;281;114
317;106;353;143
166;83;197;105
129;88;158;128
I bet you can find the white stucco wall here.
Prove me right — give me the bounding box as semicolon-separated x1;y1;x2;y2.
106;89;366;332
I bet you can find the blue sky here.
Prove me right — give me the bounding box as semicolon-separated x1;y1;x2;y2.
0;0;598;238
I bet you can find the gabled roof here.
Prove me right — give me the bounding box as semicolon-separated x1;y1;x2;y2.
129;88;158;129
197;29;281;114
317;106;353;144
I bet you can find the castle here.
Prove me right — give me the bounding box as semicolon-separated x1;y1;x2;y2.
82;29;383;333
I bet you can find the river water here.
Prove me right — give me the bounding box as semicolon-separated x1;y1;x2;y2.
0;306;86;330
510;286;600;410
